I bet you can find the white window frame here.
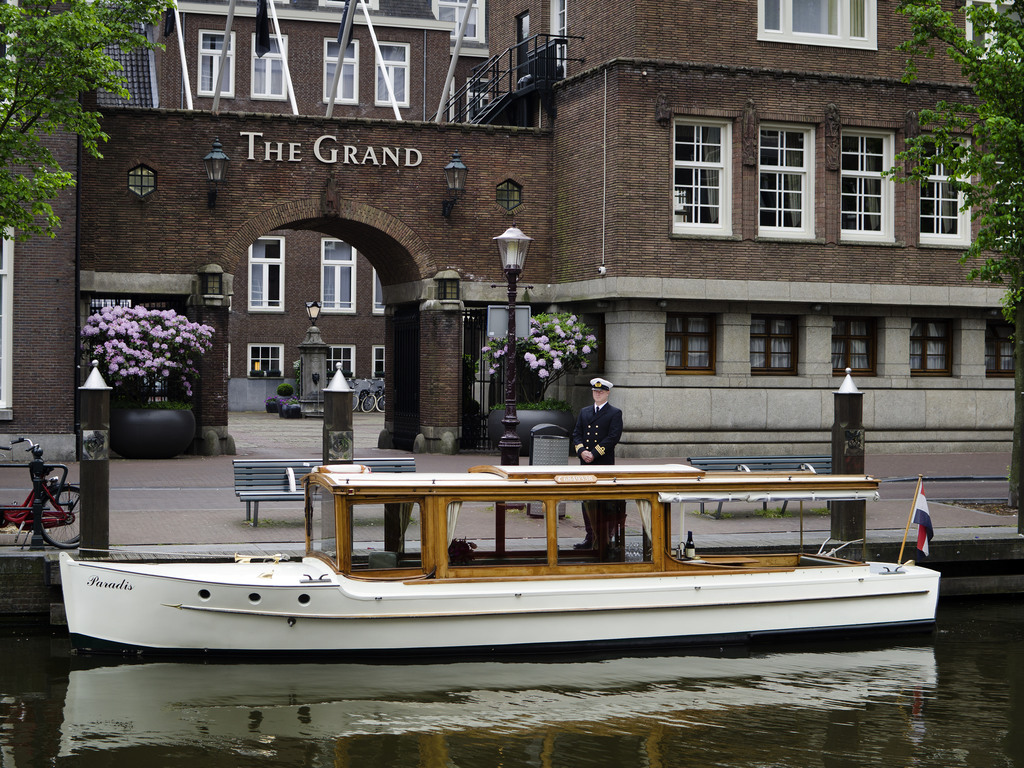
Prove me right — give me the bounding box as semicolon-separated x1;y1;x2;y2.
672;119;732;236
373;269;385;314
549;0;568;74
919;155;971;247
198;30;235;98
251;33;287;100
320;0;380;11
840;131;894;243
249;237;285;312
328;345;356;378
375;42;410;108
434;0;484;43
372;345;386;377
248;344;284;376
0;233;11;409
323;38;359;104
758;124;815;239
966;0;1017;52
758;0;876;50
322;239;357;313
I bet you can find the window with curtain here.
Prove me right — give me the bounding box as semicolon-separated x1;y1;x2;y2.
920;151;970;246
910;320;952;375
249;237;284;311
841;132;894;242
322;239;356;312
323;39;358;103
759;126;814;238
666;314;715;373
673;120;731;235
198;31;235;97
751;316;797;374
760;0;875;48
375;43;410;107
251;34;286;99
985;321;1014;377
831;317;876;375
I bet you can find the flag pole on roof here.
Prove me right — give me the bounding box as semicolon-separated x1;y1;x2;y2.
263;0;299;115
212;0;237;115
169;0;194;111
360;0;402;120
434;0;477;122
326;0;359;118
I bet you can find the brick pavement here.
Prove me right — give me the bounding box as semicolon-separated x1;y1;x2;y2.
4;410;1016;550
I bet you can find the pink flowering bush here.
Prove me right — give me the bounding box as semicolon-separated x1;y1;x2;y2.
81;305;215;408
481;312;597;405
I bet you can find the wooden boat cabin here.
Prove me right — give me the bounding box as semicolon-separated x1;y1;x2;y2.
302;464;881;579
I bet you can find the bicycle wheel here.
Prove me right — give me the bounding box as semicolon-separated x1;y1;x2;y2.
374;393;385;413
41;484;81;549
360;393;377;412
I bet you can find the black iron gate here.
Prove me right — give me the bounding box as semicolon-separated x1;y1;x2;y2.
391;307;420;451
461;308;495;450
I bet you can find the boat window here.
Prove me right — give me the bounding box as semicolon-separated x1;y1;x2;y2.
306;486;336;560
556;498;652;564
446;499;548;567
349;501;422;571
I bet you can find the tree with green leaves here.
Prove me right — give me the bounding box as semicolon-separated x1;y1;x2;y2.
0;0;172;240
894;0;1024;520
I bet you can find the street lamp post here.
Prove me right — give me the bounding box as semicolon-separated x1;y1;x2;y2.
493;225;533;466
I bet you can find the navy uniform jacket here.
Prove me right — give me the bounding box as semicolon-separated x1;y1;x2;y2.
572;403;623;465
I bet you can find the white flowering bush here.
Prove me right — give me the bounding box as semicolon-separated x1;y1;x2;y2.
481;312;597;406
81;305;215;407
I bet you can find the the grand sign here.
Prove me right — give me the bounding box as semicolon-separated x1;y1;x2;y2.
239;131;423;167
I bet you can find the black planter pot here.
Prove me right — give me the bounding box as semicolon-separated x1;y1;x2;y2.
110;408;196;459
266;399;279;413
279;402;303;419
487;408;575;457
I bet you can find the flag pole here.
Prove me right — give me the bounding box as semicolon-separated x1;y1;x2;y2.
898;474;924;564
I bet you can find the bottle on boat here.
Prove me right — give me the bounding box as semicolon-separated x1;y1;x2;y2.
684;531;696;560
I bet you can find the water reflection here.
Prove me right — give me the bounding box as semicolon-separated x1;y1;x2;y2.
3;598;1023;767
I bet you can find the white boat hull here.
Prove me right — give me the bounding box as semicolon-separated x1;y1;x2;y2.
59;552;939;656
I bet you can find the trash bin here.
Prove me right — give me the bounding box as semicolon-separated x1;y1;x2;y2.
529;423;570;465
529;423;570;518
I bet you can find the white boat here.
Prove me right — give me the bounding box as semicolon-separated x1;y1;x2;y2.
59;463;939;657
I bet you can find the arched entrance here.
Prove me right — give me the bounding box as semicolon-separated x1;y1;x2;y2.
221;197;446;454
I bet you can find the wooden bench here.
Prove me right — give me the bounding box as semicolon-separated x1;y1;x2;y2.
685;455;832;517
233;457;416;526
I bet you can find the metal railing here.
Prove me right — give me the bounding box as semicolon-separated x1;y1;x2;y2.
436;33;584;125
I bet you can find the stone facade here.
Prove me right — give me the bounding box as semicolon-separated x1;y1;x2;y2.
4;0;1014;458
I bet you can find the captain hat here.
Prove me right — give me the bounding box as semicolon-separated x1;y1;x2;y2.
590;377;614;391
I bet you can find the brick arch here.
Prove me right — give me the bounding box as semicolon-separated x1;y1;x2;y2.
221;196;436;286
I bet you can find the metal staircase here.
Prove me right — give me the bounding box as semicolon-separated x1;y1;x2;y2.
436;33;583;126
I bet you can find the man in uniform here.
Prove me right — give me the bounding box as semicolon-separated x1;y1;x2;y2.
571;378;623;550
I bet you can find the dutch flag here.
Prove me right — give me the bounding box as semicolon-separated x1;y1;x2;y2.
912;487;934;559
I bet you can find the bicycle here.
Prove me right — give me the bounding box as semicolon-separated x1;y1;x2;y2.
0;438;81;549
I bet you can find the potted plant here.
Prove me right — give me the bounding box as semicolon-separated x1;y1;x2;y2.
482;312;597;453
80;305;215;459
265;395;281;413
279;397;303;419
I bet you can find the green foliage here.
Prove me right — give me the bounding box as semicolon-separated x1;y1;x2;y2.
893;0;1024;311
0;0;173;240
894;0;1024;504
490;398;573;412
276;382;295;397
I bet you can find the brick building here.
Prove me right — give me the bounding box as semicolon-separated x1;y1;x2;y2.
4;0;1011;459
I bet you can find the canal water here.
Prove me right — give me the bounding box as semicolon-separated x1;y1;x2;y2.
2;597;1022;768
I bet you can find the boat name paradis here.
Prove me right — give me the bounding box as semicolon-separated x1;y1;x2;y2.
239;131;423;167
